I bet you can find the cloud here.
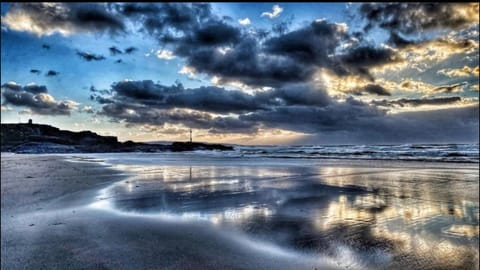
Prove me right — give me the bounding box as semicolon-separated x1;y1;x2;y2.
115;3;213;36
89;85;112;95
179;36;312;87
76;51;106;61
337;46;403;80
18;109;33;115
1;3;125;36
264;19;348;66
100;80;271;114
46;70;59;77
100;105;257;134
109;46;123;55
399;38;477;66
155;49;175;60
94;79;383;135
294;105;479;144
170;19;349;87
261;5;283;19
81;105;95;114
238;18;251;25
271;19;293;35
30;69;41;75
372;96;464;108
124;46;138;54
438;66;479;78
178;65;197;78
2;81;48;94
240;97;385;134
1;105;12;111
360;3;479;35
386;32;416;48
116;3;403;87
1;82;78;115
91;77;478;143
261;84;332;107
1;81;23;92
432;83;466;94
352;84;391;96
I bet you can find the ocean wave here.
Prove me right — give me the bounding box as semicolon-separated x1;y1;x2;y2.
230;144;479;163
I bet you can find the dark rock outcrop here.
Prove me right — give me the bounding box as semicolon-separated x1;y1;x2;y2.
1;123;233;153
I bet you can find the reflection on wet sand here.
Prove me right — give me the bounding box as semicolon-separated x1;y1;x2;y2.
90;163;479;270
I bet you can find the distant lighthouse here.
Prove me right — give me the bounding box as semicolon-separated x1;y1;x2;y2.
189;129;192;143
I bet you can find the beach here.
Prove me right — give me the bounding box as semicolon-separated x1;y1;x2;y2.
1;153;479;270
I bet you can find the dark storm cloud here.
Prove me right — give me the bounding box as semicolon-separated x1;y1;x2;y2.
294;105;479;145
30;69;41;75
109;46;123;55
1;82;77;115
3;3;125;35
264;20;347;65
113;4;330;87
337;46;403;81
100;104;257;134
352;84;391;96
115;3;404;86
94;77;478;142
240;97;385;133
360;3;479;35
167;19;242;60
124;47;138;54
97;80;338;114
263;84;332;106
76;51;106;61
372;96;463;107
115;3;212;35
46;70;59;77
176;19;361;87
95;79;386;134
115;3;161;17
105;80;269;113
23;84;48;94
183;37;313;87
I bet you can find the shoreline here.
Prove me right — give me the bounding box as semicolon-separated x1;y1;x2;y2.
1;154;343;270
2;151;478;165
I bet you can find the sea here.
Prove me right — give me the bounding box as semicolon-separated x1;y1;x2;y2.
224;143;479;163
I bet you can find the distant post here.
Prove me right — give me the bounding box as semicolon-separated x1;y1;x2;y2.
189;129;192;143
28;119;33;125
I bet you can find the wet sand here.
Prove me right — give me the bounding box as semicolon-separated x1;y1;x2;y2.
1;154;341;270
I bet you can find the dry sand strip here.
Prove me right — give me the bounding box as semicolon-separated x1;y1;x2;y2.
1;154;343;270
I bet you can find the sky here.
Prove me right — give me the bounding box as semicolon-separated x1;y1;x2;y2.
1;3;479;145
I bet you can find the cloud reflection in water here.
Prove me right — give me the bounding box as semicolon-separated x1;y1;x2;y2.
90;163;479;269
